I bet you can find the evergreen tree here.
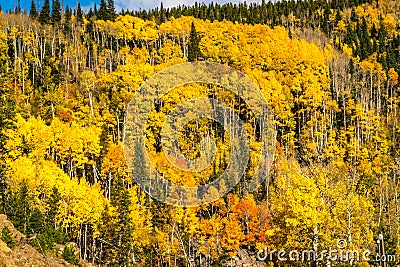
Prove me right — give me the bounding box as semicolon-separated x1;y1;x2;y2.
371;23;378;38
378;21;387;54
86;8;94;19
63;5;72;33
15;0;21;14
26;187;67;251
51;0;62;25
112;177;133;266
28;207;44;236
359;17;372;59
0;35;15;214
349;58;355;75
8;181;31;234
322;5;331;34
62;246;80;265
39;0;51;24
75;3;84;24
1;226;15;249
29;0;38;19
98;0;108;20
159;2;165;24
47;186;61;227
132;139;148;186
107;0;116;20
188;22;201;62
101;175;134;266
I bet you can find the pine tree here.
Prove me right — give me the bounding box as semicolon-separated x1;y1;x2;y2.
359;17;372;59
51;0;61;25
75;3;83;24
28;207;44;236
62;246;80;265
378;20;387;54
132;139;147;186
101;175;134;266
188;22;201;62
349;59;355;75
159;2;165;23
29;0;38;18
15;0;21;14
0;37;15;214
39;0;51;24
47;186;61;228
1;226;15;249
86;8;94;19
98;0;108;20
63;5;72;33
8;181;31;234
30;187;67;251
30;206;65;251
322;5;331;34
107;0;116;20
112;177;133;266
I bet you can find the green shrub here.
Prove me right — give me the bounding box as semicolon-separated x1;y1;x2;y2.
1;226;16;249
30;226;68;251
62;246;80;266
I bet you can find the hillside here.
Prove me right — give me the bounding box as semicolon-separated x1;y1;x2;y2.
0;0;399;266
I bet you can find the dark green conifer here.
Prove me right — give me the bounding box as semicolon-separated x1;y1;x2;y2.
1;226;15;248
159;2;165;23
63;5;72;33
75;3;84;24
107;0;116;20
349;59;355;75
100;175;134;266
47;186;61;227
0;44;15;214
188;22;201;62
39;0;51;24
29;0;38;18
15;0;21;14
98;0;108;20
51;0;61;25
28;207;44;235
8;181;31;234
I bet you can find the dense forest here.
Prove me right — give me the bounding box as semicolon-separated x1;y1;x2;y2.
0;0;399;266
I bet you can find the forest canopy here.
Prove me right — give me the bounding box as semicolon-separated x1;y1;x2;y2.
0;0;399;266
